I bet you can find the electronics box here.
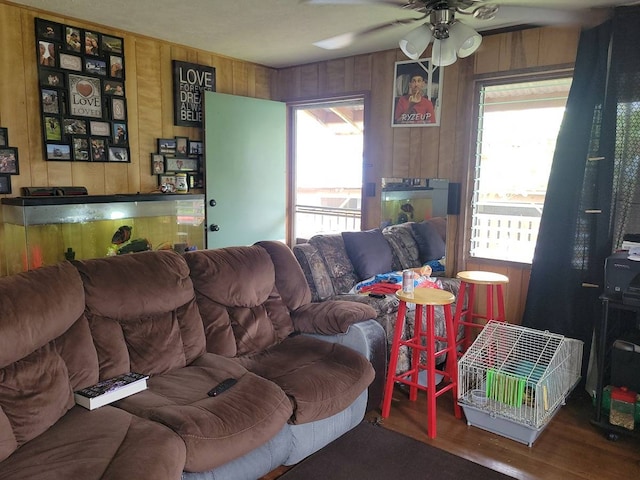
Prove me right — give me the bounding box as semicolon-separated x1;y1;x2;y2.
604;252;640;304
612;330;640;393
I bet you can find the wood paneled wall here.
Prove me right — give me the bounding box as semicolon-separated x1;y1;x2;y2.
0;1;276;198
0;0;581;322
276;26;580;324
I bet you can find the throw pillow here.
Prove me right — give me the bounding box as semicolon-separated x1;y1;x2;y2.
411;220;446;263
342;229;393;281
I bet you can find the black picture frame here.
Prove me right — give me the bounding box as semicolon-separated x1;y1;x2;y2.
108;146;129;162
0;148;19;174
35;18;128;163
172;60;216;127
46;143;72;161
151;153;165;174
0;174;12;194
188;140;202;155
0;127;7;147
165;156;198;173
158;138;177;154
175;136;188;155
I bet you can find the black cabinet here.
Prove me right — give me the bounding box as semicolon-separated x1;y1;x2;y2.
592;295;640;439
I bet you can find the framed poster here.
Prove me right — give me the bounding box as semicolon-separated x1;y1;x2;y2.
172;60;216;127
392;58;442;127
34;17;129;162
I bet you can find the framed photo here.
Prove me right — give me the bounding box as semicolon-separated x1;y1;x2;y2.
0;128;7;147
39;68;65;88
84;31;100;56
111;97;127;121
108;146;129;162
44;115;62;141
158;138;177;154
41;88;60;114
109;55;124;79
89;120;110;136
151;153;165;174
85;58;107;76
101;35;123;55
158;174;176;188
0;148;19;174
64;26;81;52
175;136;188;155
46;143;71;160
165;156;198;172
188;140;202;155
112;122;127;145
38;40;57;67
63;118;87;136
59;53;83;72
104;80;124;96
392;59;442;127
72;137;90;161
90;138;106;162
0;174;11;194
69;75;102;118
36;18;63;42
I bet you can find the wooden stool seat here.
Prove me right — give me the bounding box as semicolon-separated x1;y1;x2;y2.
381;287;461;438
453;270;508;355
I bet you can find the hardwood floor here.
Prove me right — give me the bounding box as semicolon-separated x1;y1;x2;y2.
262;387;640;480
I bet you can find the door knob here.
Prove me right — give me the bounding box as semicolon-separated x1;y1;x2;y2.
209;224;220;232
209;199;217;207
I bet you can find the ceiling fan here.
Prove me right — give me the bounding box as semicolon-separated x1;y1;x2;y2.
305;0;613;66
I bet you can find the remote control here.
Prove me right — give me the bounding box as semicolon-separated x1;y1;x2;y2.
207;378;237;397
368;293;386;298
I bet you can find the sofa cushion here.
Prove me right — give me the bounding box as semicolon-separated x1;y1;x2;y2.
74;251;206;378
341;229;393;281
291;300;377;335
382;222;422;270
0;406;186;480
293;242;337;301
184;246;295;357
411;220;446;263
0;262;95;462
234;335;374;424
114;353;293;472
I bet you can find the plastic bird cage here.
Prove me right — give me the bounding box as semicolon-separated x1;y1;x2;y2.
457;321;583;446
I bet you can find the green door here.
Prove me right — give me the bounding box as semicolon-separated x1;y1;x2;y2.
203;92;286;248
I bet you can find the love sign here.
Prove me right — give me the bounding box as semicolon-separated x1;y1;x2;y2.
172;61;216;127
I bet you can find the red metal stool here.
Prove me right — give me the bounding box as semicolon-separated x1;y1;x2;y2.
453;271;509;355
381;287;462;439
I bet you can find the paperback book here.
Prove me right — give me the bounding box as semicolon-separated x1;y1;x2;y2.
74;372;149;410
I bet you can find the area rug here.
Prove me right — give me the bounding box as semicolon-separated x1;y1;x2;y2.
279;421;514;480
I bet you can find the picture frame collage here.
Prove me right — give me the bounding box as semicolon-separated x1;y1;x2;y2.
35;18;129;163
0;127;18;194
152;136;203;192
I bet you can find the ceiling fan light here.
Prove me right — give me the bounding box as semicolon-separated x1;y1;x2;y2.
431;38;457;67
399;24;433;60
449;22;482;58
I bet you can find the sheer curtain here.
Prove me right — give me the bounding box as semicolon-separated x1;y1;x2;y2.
522;6;640;379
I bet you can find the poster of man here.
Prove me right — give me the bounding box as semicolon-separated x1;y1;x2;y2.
392;59;442;127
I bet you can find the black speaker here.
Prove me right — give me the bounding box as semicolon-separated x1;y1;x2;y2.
447;182;461;215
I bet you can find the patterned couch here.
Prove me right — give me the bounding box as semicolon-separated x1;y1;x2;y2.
293;220;462;389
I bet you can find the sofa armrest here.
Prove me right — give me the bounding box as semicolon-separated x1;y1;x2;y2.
301;319;386;412
291;300;377;335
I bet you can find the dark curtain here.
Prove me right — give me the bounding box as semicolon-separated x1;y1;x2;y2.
523;6;640;378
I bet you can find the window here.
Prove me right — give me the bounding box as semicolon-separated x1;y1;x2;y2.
470;76;572;263
290;97;364;242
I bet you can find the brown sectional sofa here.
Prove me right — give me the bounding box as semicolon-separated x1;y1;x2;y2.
0;241;382;480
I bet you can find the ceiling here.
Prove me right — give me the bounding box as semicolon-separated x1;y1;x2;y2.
10;0;640;68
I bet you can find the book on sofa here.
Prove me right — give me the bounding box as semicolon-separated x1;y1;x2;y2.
74;372;149;410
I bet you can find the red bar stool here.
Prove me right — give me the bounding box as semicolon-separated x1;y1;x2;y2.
453;271;509;355
381;287;462;439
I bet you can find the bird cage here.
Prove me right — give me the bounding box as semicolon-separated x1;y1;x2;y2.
457;321;583;446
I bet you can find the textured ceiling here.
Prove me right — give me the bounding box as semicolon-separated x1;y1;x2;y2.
10;0;640;68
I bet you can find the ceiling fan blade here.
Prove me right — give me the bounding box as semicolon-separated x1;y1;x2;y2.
303;0;407;5
487;4;612;28
313;16;422;49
